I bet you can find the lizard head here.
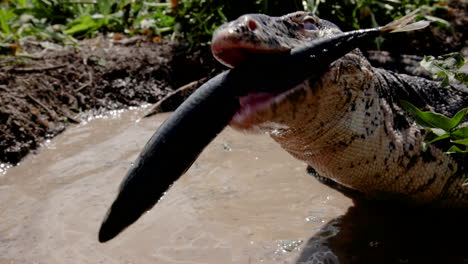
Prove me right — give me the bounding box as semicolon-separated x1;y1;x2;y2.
212;11;341;68
211;12;372;135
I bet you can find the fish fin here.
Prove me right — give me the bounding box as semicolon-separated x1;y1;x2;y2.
389;20;431;33
381;9;430;33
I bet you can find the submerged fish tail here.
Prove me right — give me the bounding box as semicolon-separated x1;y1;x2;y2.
381;9;430;33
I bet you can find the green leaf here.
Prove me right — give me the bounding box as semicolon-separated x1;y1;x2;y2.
400;100;459;131
420;53;466;87
445;145;468;154
454;72;468;85
0;9;13;34
451;108;468;128
452;138;468;146
427;133;450;144
64;15;101;36
452;127;468;140
438;72;449;88
97;0;115;16
437;53;465;69
427;127;447;137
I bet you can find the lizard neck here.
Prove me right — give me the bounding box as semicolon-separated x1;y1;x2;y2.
271;67;462;205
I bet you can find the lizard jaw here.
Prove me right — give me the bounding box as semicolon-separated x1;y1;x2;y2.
211;45;289;68
230;82;308;132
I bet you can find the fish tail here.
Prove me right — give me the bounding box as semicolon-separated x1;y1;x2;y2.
381;9;430;33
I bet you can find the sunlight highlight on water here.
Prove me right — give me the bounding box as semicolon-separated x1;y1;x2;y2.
0;163;12;175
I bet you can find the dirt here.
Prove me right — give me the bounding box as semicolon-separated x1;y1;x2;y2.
0;37;224;164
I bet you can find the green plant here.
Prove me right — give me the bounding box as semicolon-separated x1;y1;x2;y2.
130;2;175;36
0;0;460;55
0;0;179;48
28;0;78;25
171;0;303;50
401;100;467;193
0;9;14;36
302;0;453;50
400;53;468;157
401;100;468;155
304;0;449;30
404;52;468;185
0;0;78;48
0;2;18;42
171;0;228;49
420;52;468;88
64;0;127;37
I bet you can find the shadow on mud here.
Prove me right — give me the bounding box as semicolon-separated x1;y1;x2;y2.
295;200;467;264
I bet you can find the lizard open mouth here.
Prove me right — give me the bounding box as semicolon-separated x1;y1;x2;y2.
211;44;289;68
211;46;251;68
211;33;306;131
231;84;307;130
211;44;304;130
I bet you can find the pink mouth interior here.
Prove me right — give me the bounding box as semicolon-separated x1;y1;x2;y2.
239;92;279;107
215;49;249;68
211;43;294;125
213;44;285;68
234;92;281;122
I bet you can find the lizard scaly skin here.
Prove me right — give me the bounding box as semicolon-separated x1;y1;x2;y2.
212;12;468;207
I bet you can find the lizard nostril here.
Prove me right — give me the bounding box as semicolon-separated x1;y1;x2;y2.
247;19;258;31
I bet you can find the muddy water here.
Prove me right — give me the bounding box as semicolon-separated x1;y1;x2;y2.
0;107;466;264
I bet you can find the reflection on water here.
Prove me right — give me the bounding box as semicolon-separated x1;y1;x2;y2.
297;200;468;264
0;163;12;175
0;107;466;264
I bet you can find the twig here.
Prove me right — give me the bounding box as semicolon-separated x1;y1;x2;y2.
59;109;80;124
111;36;147;46
75;71;93;92
14;53;41;59
26;94;59;121
143;78;206;118
12;64;66;73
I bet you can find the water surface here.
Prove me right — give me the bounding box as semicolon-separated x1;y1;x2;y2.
0;107;466;264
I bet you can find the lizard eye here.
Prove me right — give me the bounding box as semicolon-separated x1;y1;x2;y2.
303;17;318;30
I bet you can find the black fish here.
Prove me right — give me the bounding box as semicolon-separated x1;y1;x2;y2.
98;10;428;242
